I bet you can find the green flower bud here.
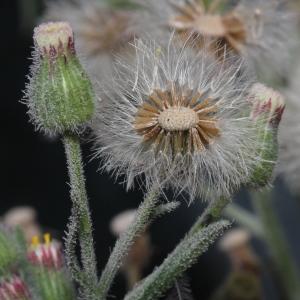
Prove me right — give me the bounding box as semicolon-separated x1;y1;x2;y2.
249;83;285;188
0;228;19;276
25;22;95;135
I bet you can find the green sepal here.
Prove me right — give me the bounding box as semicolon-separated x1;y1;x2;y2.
29;54;95;135
249;123;278;188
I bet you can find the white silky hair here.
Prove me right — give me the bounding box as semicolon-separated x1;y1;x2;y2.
92;37;261;201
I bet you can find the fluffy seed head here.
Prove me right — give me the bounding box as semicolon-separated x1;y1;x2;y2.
93;38;260;201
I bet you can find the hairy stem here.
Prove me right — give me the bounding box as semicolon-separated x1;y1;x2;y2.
63;133;98;295
252;188;300;300
188;196;230;237
97;188;160;299
124;220;230;300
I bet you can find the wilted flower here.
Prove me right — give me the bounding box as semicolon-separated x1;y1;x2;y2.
136;0;296;78
93;37;260;200
44;0;136;79
0;276;30;300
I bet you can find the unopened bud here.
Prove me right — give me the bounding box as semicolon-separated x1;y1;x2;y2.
248;84;285;188
25;22;95;135
250;83;285;128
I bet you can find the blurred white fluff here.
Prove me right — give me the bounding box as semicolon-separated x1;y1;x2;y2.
92;37;261;201
44;0;136;81
278;65;300;195
134;0;297;80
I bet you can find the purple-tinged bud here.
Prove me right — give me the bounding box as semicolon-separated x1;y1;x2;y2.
248;84;285;188
34;22;75;59
0;276;30;300
250;83;285;129
24;22;95;135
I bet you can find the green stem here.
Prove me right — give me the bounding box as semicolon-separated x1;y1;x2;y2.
62;133;98;293
188;196;230;237
124;220;230;300
97;188;160;299
252;188;300;300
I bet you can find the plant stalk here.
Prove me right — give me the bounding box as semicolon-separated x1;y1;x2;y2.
252;188;300;300
63;133;98;292
97;188;160;299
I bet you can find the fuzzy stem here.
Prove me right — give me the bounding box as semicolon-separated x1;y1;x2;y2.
124;220;230;300
188;196;230;237
97;188;160;299
252;188;300;300
62;133;98;294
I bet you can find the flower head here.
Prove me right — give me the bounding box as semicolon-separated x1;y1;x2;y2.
44;0;136;79
136;0;296;78
93;38;260;200
0;276;30;300
28;234;63;270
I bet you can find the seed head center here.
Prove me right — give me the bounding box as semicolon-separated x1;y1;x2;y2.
158;107;199;131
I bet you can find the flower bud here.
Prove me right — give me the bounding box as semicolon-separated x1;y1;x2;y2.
25;22;95;135
248;84;285;188
0;276;30;300
28;234;75;300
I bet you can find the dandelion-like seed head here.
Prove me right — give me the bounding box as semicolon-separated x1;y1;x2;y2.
93;38;260;201
134;87;220;154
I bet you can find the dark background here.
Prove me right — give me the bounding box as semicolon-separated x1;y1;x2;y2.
1;1;300;299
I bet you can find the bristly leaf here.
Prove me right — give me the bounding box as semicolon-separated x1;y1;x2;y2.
124;220;230;300
165;275;195;300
